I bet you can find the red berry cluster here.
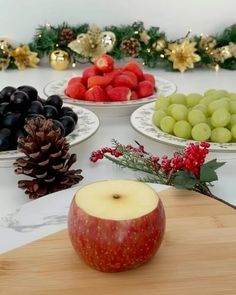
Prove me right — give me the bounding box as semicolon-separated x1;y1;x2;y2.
149;155;161;172
90;147;123;163
183;142;210;176
150;142;210;176
90;141;210;178
125;143;147;156
90;142;148;163
159;152;184;174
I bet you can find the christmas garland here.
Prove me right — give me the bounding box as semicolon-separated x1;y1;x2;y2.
1;21;236;72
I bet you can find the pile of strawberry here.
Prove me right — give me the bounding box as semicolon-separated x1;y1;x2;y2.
65;54;156;102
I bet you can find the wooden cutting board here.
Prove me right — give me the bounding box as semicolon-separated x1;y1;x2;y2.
1;188;235;295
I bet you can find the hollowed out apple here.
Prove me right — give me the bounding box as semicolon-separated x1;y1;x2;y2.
68;180;165;272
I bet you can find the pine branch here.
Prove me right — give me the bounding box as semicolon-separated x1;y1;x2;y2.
137;175;167;184
104;154;158;176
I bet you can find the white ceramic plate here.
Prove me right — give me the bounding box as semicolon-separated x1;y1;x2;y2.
43;77;176;118
130;101;236;152
0;104;99;162
0;183;169;253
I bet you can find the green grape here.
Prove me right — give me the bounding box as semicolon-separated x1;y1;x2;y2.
211;109;231;127
229;93;236;100
230;114;236;127
207;100;229;116
231;125;236;140
188;109;206;126
206;117;213;129
204;89;229;99
215;89;230;97
229;101;236;114
211;127;232;143
219;96;231;103
186;93;202;107
200;96;215;106
204;89;217;96
152;110;166;127
173;120;192;139
160;116;176;134
204;92;222;100
170;104;188;121
193;104;208;115
191;123;211;141
169;93;186;105
155;90;236;143
166;104;178;115
155;96;170;110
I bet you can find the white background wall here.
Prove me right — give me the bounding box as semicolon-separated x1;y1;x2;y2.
0;0;236;44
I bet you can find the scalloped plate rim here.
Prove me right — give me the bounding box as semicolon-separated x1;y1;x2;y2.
0;104;100;161
130;101;236;152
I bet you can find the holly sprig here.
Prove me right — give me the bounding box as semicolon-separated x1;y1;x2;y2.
90;140;234;209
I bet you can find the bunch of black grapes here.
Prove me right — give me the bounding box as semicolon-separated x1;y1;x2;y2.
0;86;78;151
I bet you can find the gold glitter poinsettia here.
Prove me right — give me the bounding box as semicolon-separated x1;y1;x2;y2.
0;38;12;70
10;45;39;70
68;26;116;60
165;38;201;72
139;30;150;45
228;42;236;57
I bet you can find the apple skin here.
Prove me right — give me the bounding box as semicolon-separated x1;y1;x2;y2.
68;197;165;272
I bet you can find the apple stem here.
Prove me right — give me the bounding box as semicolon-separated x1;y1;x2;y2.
113;194;121;199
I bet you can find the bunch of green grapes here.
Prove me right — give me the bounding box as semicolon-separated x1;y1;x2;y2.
152;90;236;143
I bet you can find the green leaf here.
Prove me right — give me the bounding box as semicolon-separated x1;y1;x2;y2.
202;159;225;170
200;159;225;183
173;171;197;189
200;167;218;182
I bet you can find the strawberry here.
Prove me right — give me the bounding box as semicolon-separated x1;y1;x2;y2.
130;90;139;100
87;75;113;88
105;85;113;92
67;77;83;86
105;84;113;93
104;85;113;101
95;54;114;73
66;83;86;100
122;71;138;87
107;87;131;102
104;68;122;80
123;61;144;81
85;86;105;102
82;65;100;85
136;81;154;98
143;73;156;87
113;74;134;89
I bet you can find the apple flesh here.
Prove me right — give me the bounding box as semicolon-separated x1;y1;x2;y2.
68;180;165;272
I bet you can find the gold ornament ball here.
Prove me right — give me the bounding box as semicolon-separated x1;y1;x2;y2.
49;50;70;70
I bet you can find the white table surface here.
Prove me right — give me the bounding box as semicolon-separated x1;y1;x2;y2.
0;64;235;253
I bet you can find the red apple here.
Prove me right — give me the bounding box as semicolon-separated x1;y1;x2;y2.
68;180;166;272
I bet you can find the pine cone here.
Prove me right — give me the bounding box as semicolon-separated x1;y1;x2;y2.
59;28;75;46
14;117;83;199
120;38;141;57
